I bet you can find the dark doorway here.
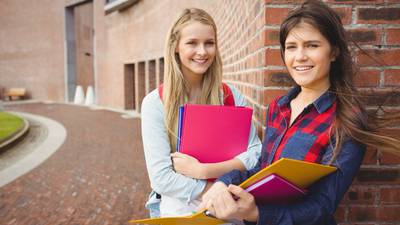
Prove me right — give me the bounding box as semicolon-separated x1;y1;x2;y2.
124;64;136;110
65;1;94;102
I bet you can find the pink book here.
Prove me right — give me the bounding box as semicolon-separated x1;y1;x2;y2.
178;104;253;163
246;174;306;204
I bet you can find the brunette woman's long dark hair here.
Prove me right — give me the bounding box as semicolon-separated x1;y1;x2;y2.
279;0;400;162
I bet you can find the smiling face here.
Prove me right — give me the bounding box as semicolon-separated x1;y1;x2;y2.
284;22;337;91
176;21;216;80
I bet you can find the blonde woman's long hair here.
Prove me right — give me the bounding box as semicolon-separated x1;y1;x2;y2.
163;8;223;151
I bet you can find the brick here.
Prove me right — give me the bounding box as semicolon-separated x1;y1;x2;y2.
334;206;346;223
380;187;400;205
386;29;400;45
342;185;377;205
358;8;400;24
377;206;400;222
355;168;400;184
379;128;400;140
354;69;380;87
342;223;375;225
264;0;304;3
333;7;353;25
357;49;400;67
264;70;293;87
254;105;264;122
326;0;385;4
359;89;400;107
251;85;259;100
262;108;267;126
380;151;400;165
384;69;400;87
263;89;288;105
265;48;284;66
264;28;280;46
348;29;382;45
362;148;378;165
348;206;378;222
265;7;291;25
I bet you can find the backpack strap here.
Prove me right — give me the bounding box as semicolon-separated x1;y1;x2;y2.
158;84;164;101
222;83;235;106
158;83;235;106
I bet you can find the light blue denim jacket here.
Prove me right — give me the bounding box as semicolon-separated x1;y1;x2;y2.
141;84;262;217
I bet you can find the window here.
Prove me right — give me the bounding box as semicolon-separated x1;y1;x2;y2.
104;0;139;14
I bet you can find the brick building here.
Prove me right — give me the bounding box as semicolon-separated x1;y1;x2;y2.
0;0;399;223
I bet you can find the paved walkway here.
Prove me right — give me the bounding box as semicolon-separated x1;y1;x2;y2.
0;111;66;187
0;103;150;225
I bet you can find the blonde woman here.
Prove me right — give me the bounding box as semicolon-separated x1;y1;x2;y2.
140;8;261;217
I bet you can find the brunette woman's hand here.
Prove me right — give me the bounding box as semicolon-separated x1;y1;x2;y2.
171;152;207;179
202;184;259;222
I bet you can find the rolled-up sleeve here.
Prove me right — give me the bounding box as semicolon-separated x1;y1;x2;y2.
141;92;206;202
255;139;365;225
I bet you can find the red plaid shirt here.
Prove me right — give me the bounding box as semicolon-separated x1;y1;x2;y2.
261;86;336;168
218;86;365;225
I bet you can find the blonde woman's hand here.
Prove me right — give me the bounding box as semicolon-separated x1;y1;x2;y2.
171;152;207;179
197;181;228;211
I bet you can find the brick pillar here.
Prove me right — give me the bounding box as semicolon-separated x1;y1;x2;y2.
212;0;400;224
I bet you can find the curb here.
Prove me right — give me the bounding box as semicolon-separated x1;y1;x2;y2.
0;111;67;188
3;100;141;118
0;114;30;150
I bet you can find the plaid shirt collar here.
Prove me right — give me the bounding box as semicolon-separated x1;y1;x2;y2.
277;85;336;114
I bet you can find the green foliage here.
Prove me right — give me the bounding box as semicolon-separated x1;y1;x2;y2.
0;112;24;141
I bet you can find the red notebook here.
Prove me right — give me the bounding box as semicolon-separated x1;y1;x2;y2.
178;104;253;163
245;173;306;204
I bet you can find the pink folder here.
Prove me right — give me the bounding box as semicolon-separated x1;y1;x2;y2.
178;104;253;163
245;174;306;204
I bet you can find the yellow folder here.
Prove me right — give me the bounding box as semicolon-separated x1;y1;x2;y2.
129;158;337;225
130;211;225;225
239;158;337;189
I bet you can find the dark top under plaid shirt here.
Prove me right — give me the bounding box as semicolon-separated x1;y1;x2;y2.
218;86;365;225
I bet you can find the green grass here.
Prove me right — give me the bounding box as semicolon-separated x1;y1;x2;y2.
0;112;24;142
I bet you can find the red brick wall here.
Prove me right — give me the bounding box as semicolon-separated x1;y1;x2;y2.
211;0;267;137
212;0;400;224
